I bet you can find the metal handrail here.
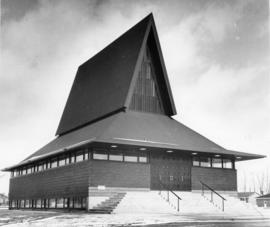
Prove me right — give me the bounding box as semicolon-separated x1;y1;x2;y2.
200;181;226;211
158;180;181;212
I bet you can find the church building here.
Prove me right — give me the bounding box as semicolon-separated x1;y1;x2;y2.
4;14;264;211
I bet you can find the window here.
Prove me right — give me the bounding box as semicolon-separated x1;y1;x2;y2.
16;170;19;176
45;199;49;208
212;158;222;168
49;198;56;208
36;199;41;208
41;199;45;208
76;151;84;162
11;200;16;208
56;198;64;208
25;200;29;208
65;156;70;164
37;163;43;172
69;198;74;209
20;200;25;208
22;169;27;175
58;157;66;167
82;198;86;208
139;156;147;163
84;149;89;160
70;154;75;163
27;167;32;174
74;197;82;208
63;198;69;208
223;159;232;169
200;157;211;167
93;152;108;160
109;154;123;161
124;155;138;162
193;157;200;166
50;159;58;168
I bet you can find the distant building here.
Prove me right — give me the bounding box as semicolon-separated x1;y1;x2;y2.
3;14;265;211
0;194;8;206
256;193;270;208
238;192;260;205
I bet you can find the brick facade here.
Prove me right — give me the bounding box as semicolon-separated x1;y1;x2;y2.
9;160;150;201
90;160;150;188
191;166;237;191
9;157;237;204
9;161;91;200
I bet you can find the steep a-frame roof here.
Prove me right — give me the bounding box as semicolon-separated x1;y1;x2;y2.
56;13;176;135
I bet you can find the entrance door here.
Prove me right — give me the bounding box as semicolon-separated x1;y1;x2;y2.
150;153;191;191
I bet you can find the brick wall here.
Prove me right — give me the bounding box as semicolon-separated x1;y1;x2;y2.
90;160;150;188
9;160;150;201
191;167;237;191
9;161;91;200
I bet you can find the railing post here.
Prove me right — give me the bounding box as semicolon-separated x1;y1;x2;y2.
211;191;213;203
222;199;224;212
177;198;179;212
201;184;204;196
167;191;169;202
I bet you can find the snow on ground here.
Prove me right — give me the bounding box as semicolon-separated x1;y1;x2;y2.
1;208;270;227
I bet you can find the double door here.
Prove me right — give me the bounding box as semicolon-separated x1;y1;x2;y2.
150;154;191;191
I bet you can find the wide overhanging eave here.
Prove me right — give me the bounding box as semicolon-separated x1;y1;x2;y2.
2;138;95;171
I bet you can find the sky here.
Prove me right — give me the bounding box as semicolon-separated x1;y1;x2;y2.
0;0;269;195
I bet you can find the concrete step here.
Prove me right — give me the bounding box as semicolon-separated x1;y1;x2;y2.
114;191;178;214
89;192;126;214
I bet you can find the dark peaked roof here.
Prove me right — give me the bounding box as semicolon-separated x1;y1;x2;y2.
9;111;263;169
56;14;176;135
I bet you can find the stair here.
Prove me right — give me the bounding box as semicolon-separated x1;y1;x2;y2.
114;191;177;214
88;192;126;214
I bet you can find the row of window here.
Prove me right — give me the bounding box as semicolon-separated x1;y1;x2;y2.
193;156;233;169
10;197;86;209
11;149;148;178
